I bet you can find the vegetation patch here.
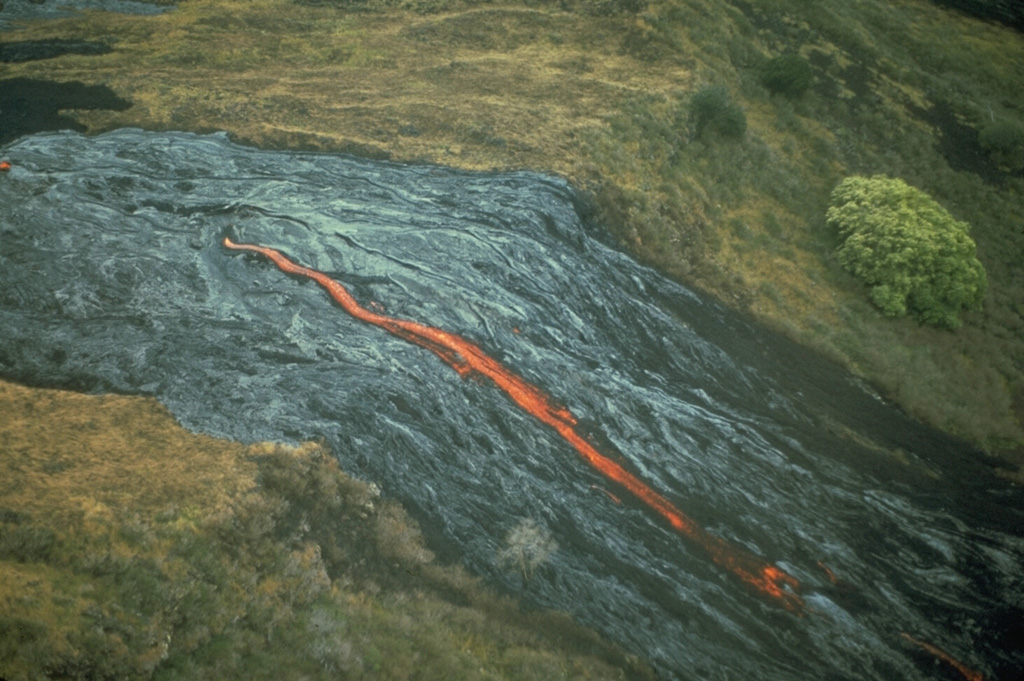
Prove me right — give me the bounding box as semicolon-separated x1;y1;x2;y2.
979;119;1024;172
759;52;814;98
0;379;655;680
690;85;747;140
827;175;987;329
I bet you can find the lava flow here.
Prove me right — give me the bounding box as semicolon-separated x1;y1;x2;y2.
901;633;985;681
224;237;803;612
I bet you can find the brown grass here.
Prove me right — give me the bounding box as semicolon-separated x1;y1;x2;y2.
2;0;692;175
0;379;256;522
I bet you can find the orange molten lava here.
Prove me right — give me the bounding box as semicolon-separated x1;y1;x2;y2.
902;633;985;681
224;237;803;611
817;561;840;585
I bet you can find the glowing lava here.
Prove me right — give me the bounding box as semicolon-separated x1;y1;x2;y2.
224;237;803;611
902;633;985;681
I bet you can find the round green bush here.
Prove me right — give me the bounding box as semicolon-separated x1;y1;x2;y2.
826;175;987;329
978;119;1024;171
690;86;747;140
760;53;813;98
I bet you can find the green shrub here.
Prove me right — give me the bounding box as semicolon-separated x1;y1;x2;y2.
978;119;1024;171
826;175;987;329
690;86;747;140
0;523;57;562
760;53;814;98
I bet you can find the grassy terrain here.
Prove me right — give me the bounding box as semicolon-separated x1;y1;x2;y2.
4;0;1019;470
0;378;655;680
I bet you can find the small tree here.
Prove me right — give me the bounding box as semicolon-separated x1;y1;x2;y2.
827;175;986;329
760;53;814;98
979;119;1024;171
690;86;747;140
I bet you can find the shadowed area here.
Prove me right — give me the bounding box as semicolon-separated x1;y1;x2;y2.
928;0;1024;32
0;77;131;145
0;38;111;62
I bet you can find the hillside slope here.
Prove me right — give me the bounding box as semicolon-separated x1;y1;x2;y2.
0;379;654;680
4;0;1021;467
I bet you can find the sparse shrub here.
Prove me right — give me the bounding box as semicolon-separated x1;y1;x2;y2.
760;53;814;98
979;119;1024;171
827;175;987;329
690;86;747;140
497;519;557;583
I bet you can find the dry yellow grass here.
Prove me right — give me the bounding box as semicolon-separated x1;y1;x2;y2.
3;0;692;177
0;379;257;523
